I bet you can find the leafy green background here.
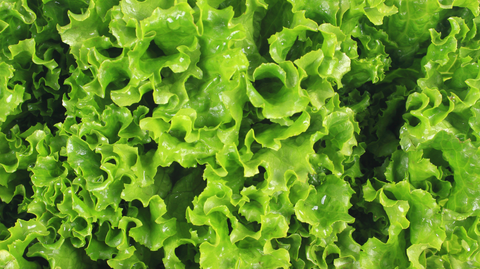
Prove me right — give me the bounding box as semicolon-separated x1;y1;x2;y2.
1;0;480;268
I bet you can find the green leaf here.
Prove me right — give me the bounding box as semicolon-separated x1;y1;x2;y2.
4;0;480;268
0;63;25;123
295;175;355;243
0;250;19;269
418;131;480;214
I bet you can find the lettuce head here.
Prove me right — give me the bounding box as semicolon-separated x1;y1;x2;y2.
1;0;480;268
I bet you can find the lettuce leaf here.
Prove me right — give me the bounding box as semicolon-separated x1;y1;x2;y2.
1;0;480;268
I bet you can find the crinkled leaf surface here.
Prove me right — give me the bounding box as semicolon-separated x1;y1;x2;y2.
1;0;480;268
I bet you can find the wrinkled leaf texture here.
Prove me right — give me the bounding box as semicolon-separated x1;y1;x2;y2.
0;0;480;268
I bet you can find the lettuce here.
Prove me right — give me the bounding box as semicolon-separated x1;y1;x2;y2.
1;0;480;268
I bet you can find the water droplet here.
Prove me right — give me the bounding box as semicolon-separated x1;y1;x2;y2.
321;195;327;205
166;17;180;30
